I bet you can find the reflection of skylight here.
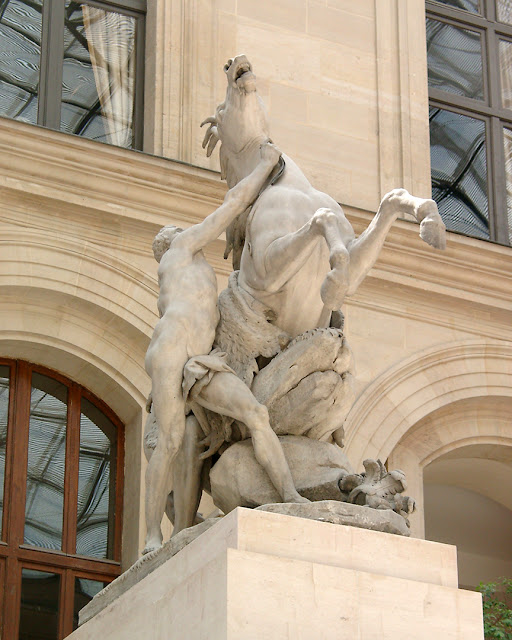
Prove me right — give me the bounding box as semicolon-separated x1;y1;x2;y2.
77;398;115;558
427;17;484;100
0;0;138;147
24;379;68;551
19;374;116;558
429;106;490;239
0;0;42;124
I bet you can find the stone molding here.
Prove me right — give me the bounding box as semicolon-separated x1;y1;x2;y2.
387;396;512;537
344;339;512;469
0;118;226;228
1;118;512;320
0;229;157;335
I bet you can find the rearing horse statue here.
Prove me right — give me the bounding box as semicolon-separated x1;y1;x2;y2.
202;55;445;339
142;55;447;534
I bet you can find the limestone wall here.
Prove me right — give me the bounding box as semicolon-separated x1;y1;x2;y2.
0;0;511;583
145;0;431;210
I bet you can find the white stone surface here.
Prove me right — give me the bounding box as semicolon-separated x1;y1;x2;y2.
69;508;483;640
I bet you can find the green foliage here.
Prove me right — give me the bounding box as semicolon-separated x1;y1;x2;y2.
477;578;512;640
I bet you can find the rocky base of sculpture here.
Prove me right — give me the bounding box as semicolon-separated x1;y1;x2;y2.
70;508;483;640
210;436;415;525
210;436;353;511
256;500;411;536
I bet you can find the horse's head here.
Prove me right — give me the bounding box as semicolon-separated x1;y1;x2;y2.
201;55;270;186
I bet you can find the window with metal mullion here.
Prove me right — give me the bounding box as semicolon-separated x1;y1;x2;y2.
61;0;145;149
427;3;489;28
80;0;145;14
76;0;146;149
485;25;512;243
430;107;507;244
487;19;506;110
490;116;511;243
38;0;65;130
429;100;492;238
426;12;489;102
428;86;494;113
132;9;145;150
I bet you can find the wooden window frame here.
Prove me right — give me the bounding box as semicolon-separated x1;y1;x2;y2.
427;0;512;244
4;0;146;149
0;358;124;639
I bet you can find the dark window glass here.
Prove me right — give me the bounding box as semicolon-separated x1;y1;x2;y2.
24;373;68;550
72;576;107;630
426;0;512;244
0;0;42;124
0;366;8;540
19;569;60;640
76;397;117;559
0;0;143;149
432;0;480;12
430;106;489;239
61;2;138;147
427;17;484;100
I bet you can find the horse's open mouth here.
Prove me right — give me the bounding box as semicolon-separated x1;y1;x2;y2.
235;63;253;84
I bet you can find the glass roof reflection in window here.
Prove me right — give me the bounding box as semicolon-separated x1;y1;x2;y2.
73;577;107;630
427;17;484;100
431;0;480;12
0;0;42;124
61;2;137;148
76;397;116;559
24;373;68;551
499;39;512;109
430;106;489;239
0;366;8;540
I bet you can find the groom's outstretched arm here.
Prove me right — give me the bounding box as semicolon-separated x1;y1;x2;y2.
174;142;281;255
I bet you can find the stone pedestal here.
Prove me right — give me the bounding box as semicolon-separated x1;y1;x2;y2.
69;508;484;640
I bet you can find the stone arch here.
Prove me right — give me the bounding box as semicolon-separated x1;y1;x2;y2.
0;229;158;340
0;232;158;564
387;399;512;583
386;395;512;538
343;339;512;469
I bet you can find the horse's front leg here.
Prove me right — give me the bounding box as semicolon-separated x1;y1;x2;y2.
248;212;332;293
346;189;442;295
248;208;351;310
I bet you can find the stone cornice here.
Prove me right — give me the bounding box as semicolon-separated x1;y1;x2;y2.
0;117;226;228
1;118;512;318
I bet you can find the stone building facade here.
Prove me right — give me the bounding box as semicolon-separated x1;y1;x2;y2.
0;0;511;635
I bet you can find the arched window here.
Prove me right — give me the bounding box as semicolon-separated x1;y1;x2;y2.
0;359;124;638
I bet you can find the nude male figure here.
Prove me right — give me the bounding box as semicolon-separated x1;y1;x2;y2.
144;142;306;553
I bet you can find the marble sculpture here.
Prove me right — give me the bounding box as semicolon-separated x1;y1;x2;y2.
143;54;446;553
